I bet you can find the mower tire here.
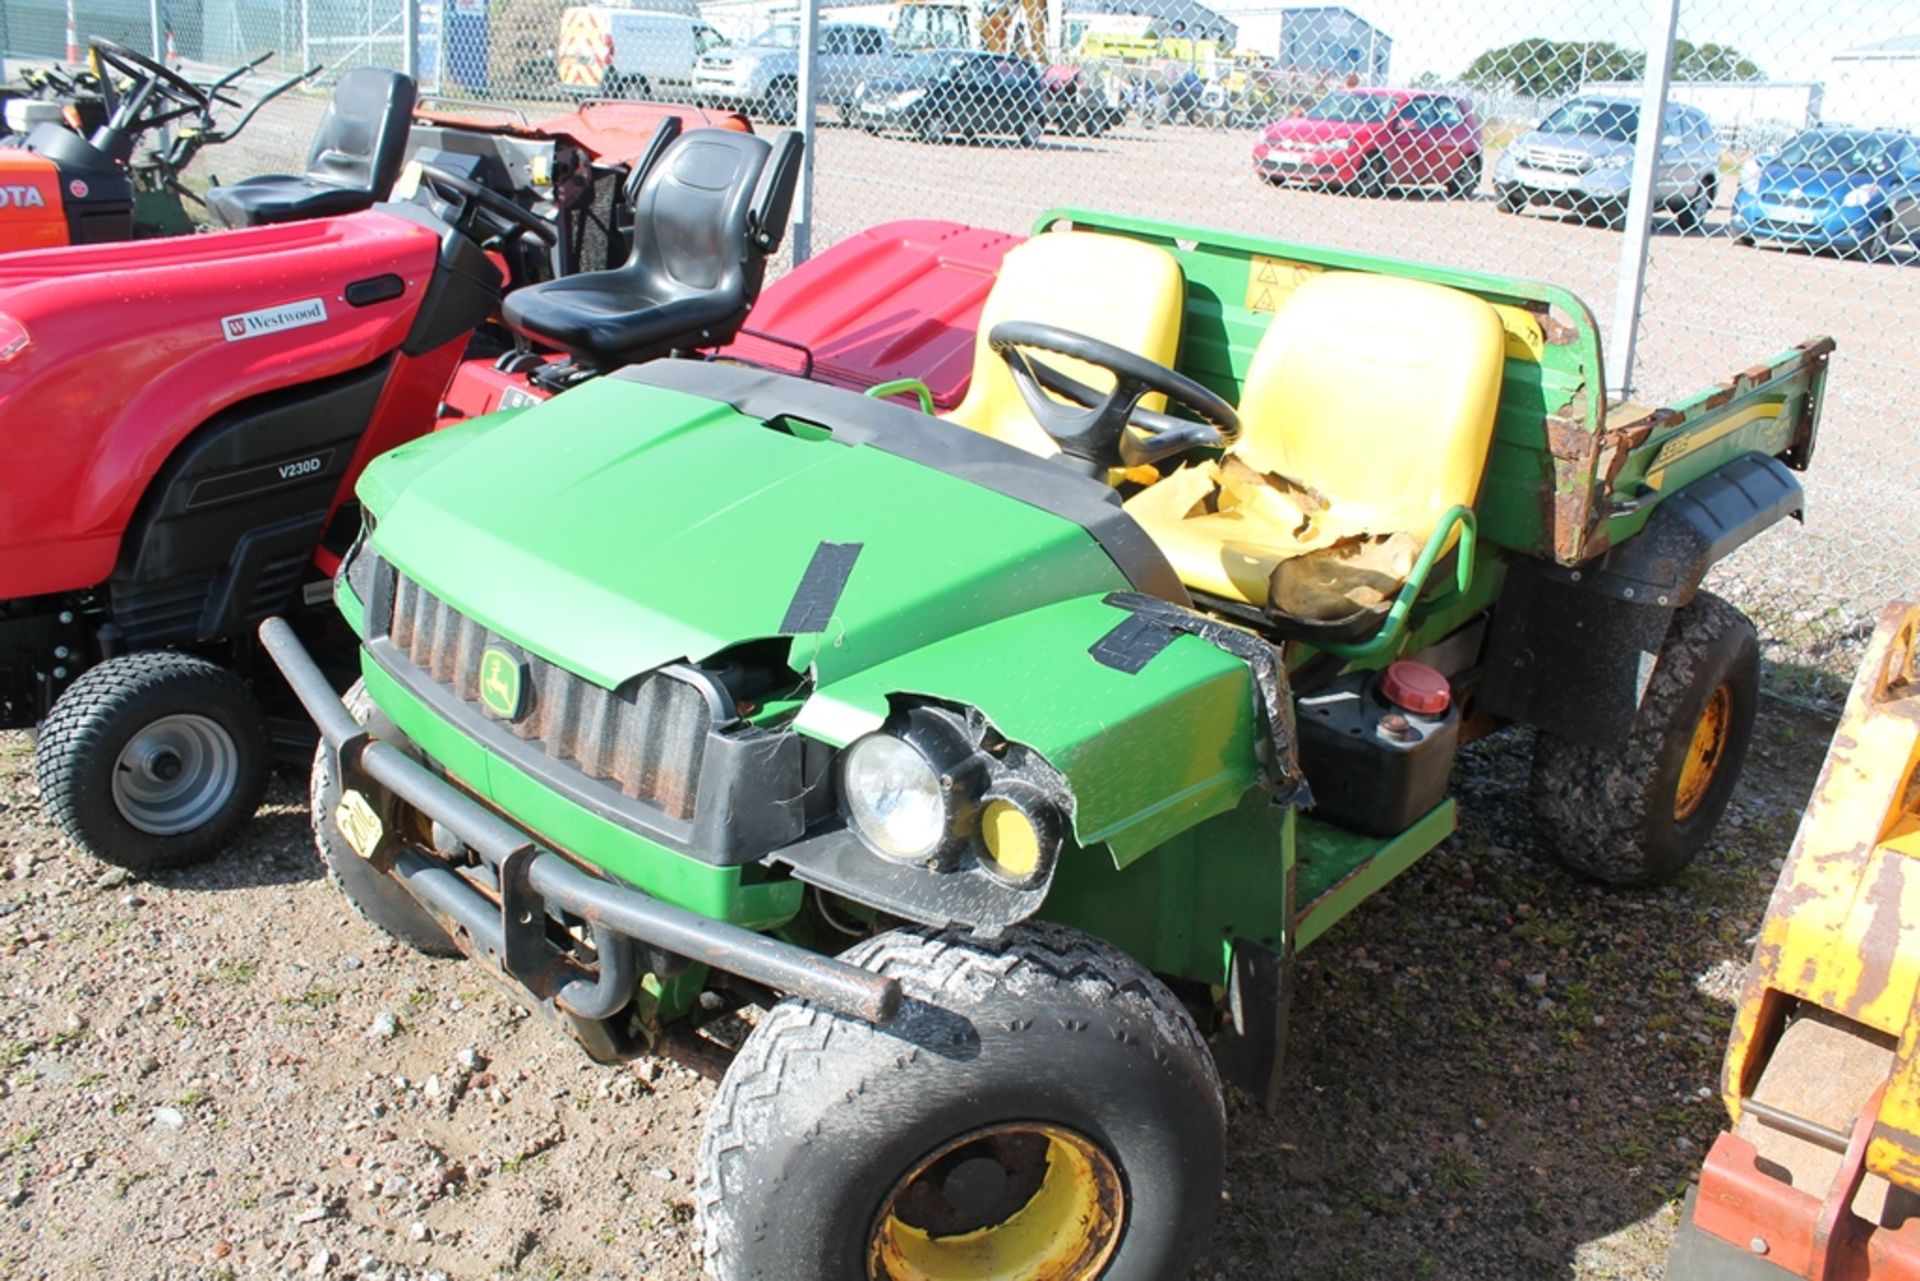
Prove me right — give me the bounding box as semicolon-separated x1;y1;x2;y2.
35;651;270;873
696;923;1224;1281
1530;591;1759;885
311;681;458;958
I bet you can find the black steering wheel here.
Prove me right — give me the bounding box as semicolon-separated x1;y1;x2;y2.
989;321;1240;468
414;161;558;250
90;38;207;130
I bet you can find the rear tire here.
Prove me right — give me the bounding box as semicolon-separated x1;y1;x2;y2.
35;651;269;873
697;923;1224;1281
1674;176;1716;234
605;73;650;101
1018;116;1042;148
1530;592;1759;886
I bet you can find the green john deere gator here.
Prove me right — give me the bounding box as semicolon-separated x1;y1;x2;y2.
263;206;1835;1279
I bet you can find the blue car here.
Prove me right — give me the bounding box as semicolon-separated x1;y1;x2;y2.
1731;127;1920;257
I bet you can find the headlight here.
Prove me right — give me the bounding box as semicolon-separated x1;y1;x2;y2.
1739;158;1761;189
837;705;1067;890
891;88;926;109
1506;145;1528;166
1843;183;1881;208
841;733;947;860
1593;152;1632;169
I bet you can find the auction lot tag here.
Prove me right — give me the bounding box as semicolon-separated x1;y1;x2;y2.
336;789;385;861
1244;253;1321;314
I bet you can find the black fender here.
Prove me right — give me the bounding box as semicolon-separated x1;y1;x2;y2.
1480;453;1800;747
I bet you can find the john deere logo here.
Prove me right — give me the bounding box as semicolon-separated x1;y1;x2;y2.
478;646;526;720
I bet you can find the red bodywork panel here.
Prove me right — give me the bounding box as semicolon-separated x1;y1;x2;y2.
412;101;752;169
0;210;447;599
716;219;1020;411
0;150;68;250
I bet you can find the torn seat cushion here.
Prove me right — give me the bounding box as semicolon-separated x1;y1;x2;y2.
1124;457;1419;622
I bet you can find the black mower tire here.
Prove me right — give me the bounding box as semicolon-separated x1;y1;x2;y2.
35;651;269;873
696;923;1225;1281
1530;591;1760;886
311;681;459;958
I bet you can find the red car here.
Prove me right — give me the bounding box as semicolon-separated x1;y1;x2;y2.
1253;88;1482;198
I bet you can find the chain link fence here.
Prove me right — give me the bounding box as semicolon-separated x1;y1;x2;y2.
2;0;1913;704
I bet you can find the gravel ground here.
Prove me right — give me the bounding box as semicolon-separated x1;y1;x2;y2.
0;692;1835;1280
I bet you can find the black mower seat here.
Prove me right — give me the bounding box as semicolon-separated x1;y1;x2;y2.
503;126;802;368
206;68;416;229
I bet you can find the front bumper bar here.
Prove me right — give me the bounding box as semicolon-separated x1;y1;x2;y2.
260;617;901;1027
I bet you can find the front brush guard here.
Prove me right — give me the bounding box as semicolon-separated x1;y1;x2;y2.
259;617;902;1030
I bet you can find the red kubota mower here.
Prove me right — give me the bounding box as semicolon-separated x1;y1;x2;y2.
0;107;801;873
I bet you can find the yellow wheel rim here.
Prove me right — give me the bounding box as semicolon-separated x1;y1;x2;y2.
868;1123;1125;1281
1675;682;1733;822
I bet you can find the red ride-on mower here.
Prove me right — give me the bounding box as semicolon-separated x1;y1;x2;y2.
0;122;803;872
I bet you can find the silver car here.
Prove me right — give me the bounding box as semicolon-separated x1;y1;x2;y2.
1494;96;1724;231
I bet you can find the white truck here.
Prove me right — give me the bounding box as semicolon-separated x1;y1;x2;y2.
694;21;896;123
557;3;730;99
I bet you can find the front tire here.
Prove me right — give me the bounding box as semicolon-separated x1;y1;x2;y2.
1446;153;1482;199
1350;149;1391;197
919;113;950;145
761;78;797;125
697;924;1224;1281
311;682;459;957
35;651;269;873
1530;592;1759;885
1496;183;1527;213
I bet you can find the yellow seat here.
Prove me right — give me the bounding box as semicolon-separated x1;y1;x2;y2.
943;231;1187;458
1125;271;1504;623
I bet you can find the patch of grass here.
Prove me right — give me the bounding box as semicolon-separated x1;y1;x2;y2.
47;1027;86;1052
1432;1150;1488;1192
110;1170;150;1199
177;1087;208;1108
0;1041;28;1070
4;1124;41;1156
214;959;259;985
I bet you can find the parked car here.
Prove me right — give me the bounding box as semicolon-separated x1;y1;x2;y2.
556;5;728;99
1731;127;1920;258
1495;95;1723;229
1041;63;1124;136
1887;186;1920;259
695;21;892;124
1252;88;1483;198
855;50;1044;146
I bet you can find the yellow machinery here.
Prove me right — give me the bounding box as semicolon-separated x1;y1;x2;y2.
1670;600;1920;1278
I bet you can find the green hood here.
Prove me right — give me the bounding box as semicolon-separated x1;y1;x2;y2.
364;375;1130;689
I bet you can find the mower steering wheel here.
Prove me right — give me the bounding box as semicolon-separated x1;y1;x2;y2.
90;38;207;126
989;321;1241;468
414;161;558;249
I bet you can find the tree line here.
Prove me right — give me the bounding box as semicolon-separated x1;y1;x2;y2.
1456;39;1764;98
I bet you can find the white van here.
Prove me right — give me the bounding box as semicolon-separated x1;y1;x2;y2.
557;5;729;98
